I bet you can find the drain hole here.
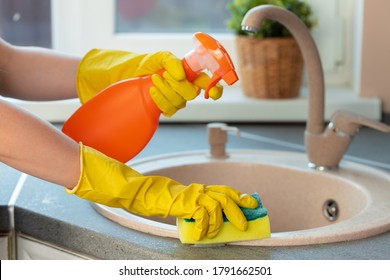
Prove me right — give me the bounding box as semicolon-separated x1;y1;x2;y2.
323;199;339;222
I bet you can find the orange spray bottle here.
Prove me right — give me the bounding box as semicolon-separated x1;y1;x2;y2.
62;32;238;162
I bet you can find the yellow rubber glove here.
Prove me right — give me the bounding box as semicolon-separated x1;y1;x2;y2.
67;144;258;241
150;72;223;117
76;49;223;117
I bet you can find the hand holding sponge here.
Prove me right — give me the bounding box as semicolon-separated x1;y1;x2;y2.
67;143;258;241
177;193;270;244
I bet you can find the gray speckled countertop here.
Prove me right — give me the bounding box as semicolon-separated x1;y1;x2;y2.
3;122;390;259
0;163;20;233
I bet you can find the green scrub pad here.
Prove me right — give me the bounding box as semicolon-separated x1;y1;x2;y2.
177;193;270;244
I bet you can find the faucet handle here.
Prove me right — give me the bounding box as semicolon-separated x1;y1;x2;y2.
329;110;390;138
306;110;389;169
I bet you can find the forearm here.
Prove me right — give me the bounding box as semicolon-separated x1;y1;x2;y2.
0;38;80;100
0;99;80;188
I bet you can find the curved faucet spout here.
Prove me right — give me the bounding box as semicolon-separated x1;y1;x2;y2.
242;5;325;135
241;5;390;169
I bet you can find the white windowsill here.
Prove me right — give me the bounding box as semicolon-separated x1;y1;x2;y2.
6;86;382;123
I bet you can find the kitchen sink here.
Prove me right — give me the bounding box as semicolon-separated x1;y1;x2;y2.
92;150;390;246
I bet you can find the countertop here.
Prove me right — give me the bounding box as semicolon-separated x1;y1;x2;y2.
2;122;390;259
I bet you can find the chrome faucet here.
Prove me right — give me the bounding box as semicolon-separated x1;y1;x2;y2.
241;5;390;169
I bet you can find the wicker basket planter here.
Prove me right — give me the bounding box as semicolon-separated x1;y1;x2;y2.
236;36;304;99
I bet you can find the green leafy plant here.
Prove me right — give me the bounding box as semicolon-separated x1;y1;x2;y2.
226;0;316;38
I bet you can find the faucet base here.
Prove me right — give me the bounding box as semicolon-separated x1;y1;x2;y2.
308;162;339;171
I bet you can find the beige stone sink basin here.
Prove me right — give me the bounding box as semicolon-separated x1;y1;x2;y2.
92;150;390;246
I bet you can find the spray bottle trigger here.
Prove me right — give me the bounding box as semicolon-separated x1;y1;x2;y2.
204;73;222;99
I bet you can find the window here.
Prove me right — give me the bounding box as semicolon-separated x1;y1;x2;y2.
0;0;52;47
4;0;380;122
115;0;230;34
53;0;359;88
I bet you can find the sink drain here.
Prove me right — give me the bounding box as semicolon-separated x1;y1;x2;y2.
323;199;339;221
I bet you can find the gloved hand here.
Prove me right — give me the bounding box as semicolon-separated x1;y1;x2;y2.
67;144;258;241
76;49;223;117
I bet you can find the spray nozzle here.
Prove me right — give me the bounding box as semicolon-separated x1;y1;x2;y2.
183;32;239;99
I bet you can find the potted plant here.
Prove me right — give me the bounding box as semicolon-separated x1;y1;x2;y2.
226;0;316;99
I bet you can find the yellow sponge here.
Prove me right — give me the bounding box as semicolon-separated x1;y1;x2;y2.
177;193;270;244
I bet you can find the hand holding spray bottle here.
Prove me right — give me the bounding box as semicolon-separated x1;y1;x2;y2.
62;32;238;162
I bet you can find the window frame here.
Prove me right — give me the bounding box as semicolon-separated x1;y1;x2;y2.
52;0;235;58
